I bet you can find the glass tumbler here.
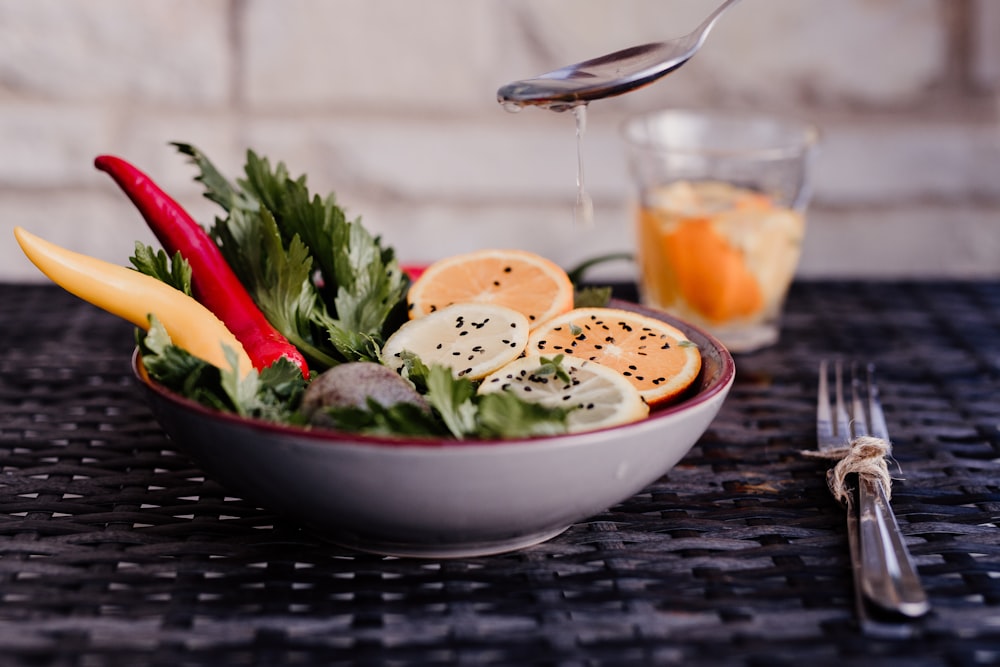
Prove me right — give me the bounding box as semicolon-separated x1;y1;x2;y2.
622;108;819;353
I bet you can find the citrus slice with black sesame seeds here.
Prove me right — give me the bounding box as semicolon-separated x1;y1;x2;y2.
526;307;702;406
406;249;575;330
478;355;649;433
381;303;530;380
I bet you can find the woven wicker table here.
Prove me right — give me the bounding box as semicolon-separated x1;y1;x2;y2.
1;281;998;666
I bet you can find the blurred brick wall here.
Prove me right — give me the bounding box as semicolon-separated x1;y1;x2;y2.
0;0;997;281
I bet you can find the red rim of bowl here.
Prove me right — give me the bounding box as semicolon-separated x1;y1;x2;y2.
133;299;736;449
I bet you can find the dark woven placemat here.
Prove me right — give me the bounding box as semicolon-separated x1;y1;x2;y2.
1;281;999;666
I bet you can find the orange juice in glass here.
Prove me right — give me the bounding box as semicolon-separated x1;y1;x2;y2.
623;109;818;353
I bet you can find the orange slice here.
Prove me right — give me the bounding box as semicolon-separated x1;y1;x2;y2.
527;307;702;406
406;249;574;329
660;217;764;324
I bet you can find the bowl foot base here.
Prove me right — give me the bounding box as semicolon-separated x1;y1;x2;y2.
330;525;570;559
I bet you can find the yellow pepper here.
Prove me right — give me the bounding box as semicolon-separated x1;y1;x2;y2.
14;227;252;376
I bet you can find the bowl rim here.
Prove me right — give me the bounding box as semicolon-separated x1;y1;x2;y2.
133;299;736;450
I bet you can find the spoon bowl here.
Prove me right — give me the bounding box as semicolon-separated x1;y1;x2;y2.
498;0;741;110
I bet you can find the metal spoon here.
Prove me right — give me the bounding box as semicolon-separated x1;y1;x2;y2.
497;0;741;110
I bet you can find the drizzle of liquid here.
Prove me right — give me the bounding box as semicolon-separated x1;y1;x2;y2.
501;99;594;227
572;104;595;227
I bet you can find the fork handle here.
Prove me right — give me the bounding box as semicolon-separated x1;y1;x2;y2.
856;474;930;617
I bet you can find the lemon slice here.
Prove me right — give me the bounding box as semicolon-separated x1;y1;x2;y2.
478;355;649;433
381;303;530;380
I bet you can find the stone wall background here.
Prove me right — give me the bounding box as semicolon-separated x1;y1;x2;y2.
1;0;997;282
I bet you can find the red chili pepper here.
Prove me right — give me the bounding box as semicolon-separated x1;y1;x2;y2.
94;155;309;377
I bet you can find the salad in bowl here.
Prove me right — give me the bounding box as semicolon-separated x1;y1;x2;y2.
14;145;734;557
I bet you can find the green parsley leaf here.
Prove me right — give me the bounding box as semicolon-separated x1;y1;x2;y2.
318;400;448;438
476;391;570;439
171;142;258;212
138;317;307;422
129;243;193;296
534;354;572;385
424;364;479;439
573;285;613;308
172;143;409;370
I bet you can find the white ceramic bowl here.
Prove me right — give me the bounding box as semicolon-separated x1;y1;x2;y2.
134;300;735;558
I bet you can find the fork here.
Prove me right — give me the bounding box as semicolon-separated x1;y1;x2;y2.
817;360;930;635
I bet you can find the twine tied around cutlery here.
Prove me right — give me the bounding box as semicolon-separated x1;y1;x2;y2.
804;436;894;503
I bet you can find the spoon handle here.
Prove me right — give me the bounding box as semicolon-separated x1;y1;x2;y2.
696;0;742;36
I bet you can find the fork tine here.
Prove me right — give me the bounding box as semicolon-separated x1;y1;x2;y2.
866;363;891;444
850;362;869;439
834;360;851;444
817;360;835;448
